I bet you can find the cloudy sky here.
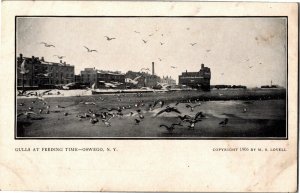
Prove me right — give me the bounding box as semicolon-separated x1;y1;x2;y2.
17;17;287;87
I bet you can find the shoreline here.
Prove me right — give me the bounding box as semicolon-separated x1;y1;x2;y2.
16;88;286;102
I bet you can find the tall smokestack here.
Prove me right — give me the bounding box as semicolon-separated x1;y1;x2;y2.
152;62;155;75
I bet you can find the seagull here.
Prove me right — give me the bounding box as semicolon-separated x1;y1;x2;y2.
134;31;140;34
160;123;182;134
134;119;141;125
84;46;97;52
178;112;205;123
148;33;154;36
158;58;162;61
19;59;29;74
219;118;229;127
249;66;253;69
206;49;211;52
177;115;193;122
90;118;99;124
171;66;176;69
153;100;165;108
56;105;65;108
79;101;96;105
187;119;202;130
142;39;148;44
243;108;247;113
99;107;119;112
155;106;181;117
104;36;116;41
185;104;201;112
19;103;25;106
186;27;190;30
140;68;150;71
160;42;164;45
17;111;37;118
53;55;65;59
40;42;55;47
190;43;197;46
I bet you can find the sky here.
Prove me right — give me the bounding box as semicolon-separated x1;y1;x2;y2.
17;17;287;88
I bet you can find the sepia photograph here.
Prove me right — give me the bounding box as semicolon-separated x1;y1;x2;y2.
16;16;287;138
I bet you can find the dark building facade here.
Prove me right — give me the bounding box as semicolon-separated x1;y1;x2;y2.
179;64;211;91
17;54;75;89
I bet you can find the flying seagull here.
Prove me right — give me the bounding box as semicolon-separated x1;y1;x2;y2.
160;42;164;45
155;106;181;117
153;100;165;108
142;40;148;44
148;33;154;37
19;59;29;74
134;31;140;34
171;66;176;69
140;68;150;72
53;55;65;59
249;66;253;69
185;104;202;112
160;123;182;134
104;36;116;41
40;42;55;47
84;46;97;52
190;43;197;46
17;111;37;118
158;58;162;61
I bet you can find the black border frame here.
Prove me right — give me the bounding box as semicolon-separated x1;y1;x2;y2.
14;16;290;140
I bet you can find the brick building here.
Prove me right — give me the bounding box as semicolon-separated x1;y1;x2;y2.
179;63;211;91
17;54;75;89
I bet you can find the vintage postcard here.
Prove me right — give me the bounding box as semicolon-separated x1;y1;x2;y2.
0;1;298;192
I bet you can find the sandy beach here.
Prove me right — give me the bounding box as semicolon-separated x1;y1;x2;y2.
16;89;286;138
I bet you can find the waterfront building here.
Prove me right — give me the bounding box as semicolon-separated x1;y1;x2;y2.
178;63;211;91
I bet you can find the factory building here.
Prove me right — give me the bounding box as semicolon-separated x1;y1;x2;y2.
178;63;211;91
125;62;160;88
17;54;75;89
160;76;176;86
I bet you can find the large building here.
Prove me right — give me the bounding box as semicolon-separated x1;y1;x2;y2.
80;67;125;88
178;63;211;91
17;54;75;89
125;62;160;88
160;76;176;86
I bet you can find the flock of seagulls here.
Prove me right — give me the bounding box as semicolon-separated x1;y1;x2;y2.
17;91;235;135
38;26;208;73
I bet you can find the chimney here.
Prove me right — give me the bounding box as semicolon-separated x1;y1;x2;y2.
20;53;23;60
201;63;204;69
41;57;44;62
64;61;66;65
32;56;35;59
152;62;155;75
60;60;62;63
